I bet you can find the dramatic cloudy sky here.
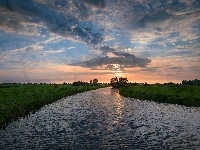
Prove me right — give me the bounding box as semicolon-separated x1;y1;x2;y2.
0;0;199;83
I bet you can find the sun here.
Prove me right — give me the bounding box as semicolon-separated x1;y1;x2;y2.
114;72;129;77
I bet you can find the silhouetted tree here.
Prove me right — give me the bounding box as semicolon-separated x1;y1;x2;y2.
110;77;119;88
119;77;128;87
110;77;128;88
73;81;89;86
182;79;200;85
93;79;98;85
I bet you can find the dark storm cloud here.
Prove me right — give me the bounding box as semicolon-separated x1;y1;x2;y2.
71;52;151;70
0;0;104;46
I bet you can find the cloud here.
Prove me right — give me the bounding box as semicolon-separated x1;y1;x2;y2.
140;67;160;72
165;50;195;57
170;67;182;70
99;45;116;53
5;0;11;10
70;51;151;71
68;47;75;49
133;10;173;29
0;0;104;46
84;0;106;8
1;0;199;51
41;49;65;55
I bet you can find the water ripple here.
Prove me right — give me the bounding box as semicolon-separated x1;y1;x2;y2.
0;87;200;149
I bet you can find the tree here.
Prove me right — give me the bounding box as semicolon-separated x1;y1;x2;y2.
93;79;98;85
110;77;119;88
90;80;92;85
110;77;128;88
118;77;128;87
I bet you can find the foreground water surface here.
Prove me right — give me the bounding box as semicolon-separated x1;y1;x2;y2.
0;87;200;149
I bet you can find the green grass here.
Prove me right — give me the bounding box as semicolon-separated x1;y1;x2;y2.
119;85;200;107
0;84;109;129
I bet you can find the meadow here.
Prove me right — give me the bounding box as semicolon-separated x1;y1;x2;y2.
119;85;200;107
0;84;108;129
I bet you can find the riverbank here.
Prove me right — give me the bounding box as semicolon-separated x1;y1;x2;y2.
119;85;200;107
0;84;109;129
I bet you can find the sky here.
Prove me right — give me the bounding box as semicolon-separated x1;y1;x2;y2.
0;0;200;84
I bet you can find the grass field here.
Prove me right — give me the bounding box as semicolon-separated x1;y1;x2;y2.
0;84;109;129
119;85;200;107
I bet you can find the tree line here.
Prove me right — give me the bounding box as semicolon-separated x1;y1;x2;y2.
182;79;200;85
72;79;99;86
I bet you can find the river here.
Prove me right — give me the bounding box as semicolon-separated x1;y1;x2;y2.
0;87;200;149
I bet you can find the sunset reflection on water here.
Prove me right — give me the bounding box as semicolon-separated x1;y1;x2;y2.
111;89;124;125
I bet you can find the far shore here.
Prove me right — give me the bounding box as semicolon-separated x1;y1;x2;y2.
119;85;200;107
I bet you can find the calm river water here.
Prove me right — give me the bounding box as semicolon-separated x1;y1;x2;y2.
0;87;200;149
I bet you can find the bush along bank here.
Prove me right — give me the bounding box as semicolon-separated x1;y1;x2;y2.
0;84;109;129
119;85;200;107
